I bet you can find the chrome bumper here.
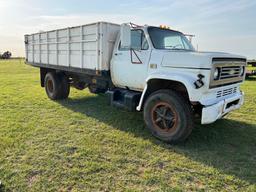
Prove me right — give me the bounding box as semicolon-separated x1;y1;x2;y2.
201;92;244;124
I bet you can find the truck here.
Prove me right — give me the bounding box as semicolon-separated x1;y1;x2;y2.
24;22;246;143
246;60;256;77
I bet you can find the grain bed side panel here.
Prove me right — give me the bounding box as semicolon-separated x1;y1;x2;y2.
25;22;120;72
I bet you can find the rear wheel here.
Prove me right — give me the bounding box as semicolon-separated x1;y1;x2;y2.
44;72;62;100
58;73;70;99
44;72;70;100
143;89;193;144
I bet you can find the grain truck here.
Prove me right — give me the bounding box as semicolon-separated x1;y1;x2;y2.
25;22;246;143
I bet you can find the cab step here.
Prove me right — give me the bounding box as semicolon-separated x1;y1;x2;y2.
106;89;141;111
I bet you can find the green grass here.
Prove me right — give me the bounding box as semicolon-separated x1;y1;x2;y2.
0;59;256;191
247;66;256;71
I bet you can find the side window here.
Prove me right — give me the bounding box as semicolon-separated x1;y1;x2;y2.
119;30;149;51
164;36;183;49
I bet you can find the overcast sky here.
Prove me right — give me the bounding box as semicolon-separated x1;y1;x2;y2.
0;0;255;59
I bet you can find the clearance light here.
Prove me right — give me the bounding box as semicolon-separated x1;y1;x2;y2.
160;25;170;29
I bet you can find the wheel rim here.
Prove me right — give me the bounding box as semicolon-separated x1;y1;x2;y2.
151;102;178;134
47;79;54;93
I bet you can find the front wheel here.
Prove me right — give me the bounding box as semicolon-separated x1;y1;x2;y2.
143;89;194;144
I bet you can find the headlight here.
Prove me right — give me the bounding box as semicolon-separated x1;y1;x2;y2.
213;68;220;80
240;66;245;76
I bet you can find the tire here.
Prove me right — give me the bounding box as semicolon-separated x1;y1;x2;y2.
143;89;194;144
44;72;62;100
58;74;70;99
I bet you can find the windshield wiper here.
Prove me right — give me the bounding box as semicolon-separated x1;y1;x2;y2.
165;47;187;51
164;46;184;50
170;48;184;50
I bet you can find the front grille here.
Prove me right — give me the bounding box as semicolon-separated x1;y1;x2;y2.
210;58;246;88
220;66;242;79
216;87;237;98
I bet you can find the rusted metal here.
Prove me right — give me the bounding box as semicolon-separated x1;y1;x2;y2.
151;102;178;134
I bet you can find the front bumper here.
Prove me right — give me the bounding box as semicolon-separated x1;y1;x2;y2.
201;91;244;124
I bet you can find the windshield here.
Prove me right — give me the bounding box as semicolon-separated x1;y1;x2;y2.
148;27;195;51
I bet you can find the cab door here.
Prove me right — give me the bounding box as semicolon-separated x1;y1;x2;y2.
111;30;151;91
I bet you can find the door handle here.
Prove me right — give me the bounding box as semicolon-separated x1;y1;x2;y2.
114;53;122;56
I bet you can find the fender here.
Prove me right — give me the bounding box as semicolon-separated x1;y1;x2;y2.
136;71;198;111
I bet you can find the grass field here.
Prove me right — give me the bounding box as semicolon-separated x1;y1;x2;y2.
0;59;255;191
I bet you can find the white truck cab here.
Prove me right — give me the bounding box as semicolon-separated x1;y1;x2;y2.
25;22;246;143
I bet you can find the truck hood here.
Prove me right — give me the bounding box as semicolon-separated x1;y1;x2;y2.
161;51;246;69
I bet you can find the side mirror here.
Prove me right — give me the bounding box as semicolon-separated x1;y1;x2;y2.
120;23;131;49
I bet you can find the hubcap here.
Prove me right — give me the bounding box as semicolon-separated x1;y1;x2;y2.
151;102;178;133
47;79;54;93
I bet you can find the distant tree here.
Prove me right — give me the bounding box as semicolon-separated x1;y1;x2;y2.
1;51;12;59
